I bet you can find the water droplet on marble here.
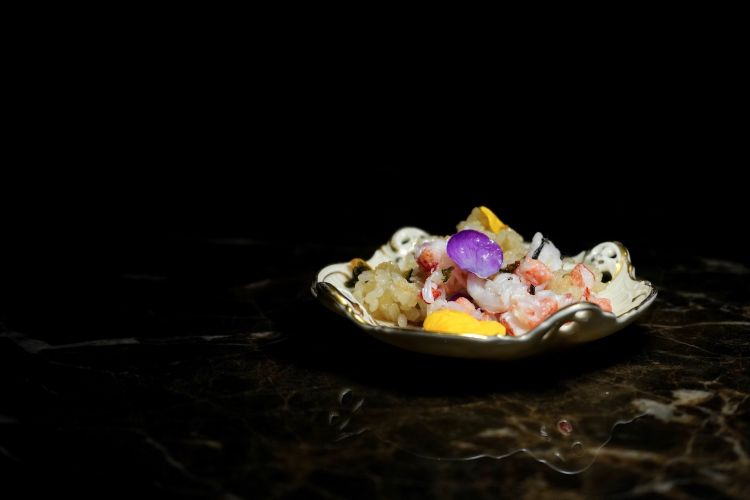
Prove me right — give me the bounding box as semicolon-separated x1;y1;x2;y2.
558;419;573;435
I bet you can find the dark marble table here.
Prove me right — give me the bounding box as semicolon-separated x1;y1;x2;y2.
1;240;748;499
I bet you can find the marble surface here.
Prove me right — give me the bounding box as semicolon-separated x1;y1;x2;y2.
1;240;749;499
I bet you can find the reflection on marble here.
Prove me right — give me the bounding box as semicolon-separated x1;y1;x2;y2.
1;248;749;499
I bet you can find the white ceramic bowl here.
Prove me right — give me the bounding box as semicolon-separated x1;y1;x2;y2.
312;227;656;360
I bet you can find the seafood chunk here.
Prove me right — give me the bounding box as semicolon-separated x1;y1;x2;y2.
466;272;527;314
500;290;560;336
515;257;554;287
571;263;613;312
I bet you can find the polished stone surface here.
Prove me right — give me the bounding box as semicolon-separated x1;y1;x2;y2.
1;241;749;499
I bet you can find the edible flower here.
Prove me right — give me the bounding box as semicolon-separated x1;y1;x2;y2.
446;229;504;278
423;309;506;336
478;206;507;233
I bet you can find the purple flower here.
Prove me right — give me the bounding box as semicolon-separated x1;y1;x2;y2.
447;230;504;278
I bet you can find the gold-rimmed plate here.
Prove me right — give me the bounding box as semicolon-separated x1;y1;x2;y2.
312;227;656;360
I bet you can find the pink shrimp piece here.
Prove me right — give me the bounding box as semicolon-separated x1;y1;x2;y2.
516;292;559;329
453;297;478;314
450;296;496;321
420;273;442;303
515;257;554;287
454;297;496;321
466;273;526;314
501;291;559;335
416;240;466;298
571;263;595;291
571;263;612;312
416;240;453;274
587;295;613;312
499;315;517;336
417;248;440;273
426;296;491;321
556;293;576;309
420;287;441;302
480;311;498;321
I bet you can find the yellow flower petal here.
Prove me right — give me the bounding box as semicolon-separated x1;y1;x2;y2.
479;206;507;233
423;309;506;337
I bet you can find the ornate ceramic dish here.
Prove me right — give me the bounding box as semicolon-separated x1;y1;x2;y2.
312;228;656;360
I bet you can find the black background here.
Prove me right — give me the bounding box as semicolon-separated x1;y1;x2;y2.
4;33;745;282
1;77;745;341
1;28;748;500
4;136;744;278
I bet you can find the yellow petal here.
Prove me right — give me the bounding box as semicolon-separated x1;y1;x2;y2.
479;206;507;233
423;309;506;337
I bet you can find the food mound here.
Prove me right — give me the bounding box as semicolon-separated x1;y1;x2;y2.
347;207;613;337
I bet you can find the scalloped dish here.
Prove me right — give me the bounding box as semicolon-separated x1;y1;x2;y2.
312;207;656;359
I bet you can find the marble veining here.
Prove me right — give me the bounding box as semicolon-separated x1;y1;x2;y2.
0;252;748;499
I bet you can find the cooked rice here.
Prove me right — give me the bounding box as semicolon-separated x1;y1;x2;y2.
353;262;426;327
